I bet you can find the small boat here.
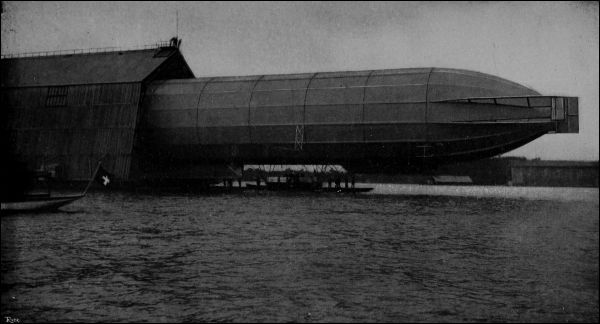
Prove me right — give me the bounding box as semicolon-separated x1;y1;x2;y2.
1;194;85;213
1;162;104;214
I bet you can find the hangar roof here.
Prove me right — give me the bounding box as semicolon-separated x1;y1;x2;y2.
1;46;194;87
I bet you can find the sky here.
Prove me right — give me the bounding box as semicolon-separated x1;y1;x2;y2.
2;1;598;161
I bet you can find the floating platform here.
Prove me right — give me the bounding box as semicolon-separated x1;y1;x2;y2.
244;183;373;193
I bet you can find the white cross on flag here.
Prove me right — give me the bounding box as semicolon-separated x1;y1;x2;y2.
94;165;112;187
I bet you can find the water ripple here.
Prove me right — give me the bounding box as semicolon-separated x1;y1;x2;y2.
2;188;598;322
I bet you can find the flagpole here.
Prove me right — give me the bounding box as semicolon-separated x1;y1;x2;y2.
83;161;102;196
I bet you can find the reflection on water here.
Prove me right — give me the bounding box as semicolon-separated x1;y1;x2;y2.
368;183;599;202
1;185;598;322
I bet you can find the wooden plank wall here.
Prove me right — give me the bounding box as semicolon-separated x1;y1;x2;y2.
4;83;141;181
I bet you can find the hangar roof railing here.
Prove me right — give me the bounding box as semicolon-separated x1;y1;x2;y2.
1;39;193;87
0;41;172;59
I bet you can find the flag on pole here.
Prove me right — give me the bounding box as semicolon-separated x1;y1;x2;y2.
94;165;112;187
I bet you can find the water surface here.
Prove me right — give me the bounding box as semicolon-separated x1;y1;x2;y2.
2;186;598;322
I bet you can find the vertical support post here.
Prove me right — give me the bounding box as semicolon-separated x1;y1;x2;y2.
294;125;304;150
297;73;319;151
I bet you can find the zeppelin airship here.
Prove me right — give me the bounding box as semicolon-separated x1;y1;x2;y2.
141;67;578;173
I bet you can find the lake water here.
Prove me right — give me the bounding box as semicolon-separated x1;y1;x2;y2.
1;185;598;322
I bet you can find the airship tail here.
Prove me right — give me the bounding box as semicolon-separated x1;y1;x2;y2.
433;96;578;133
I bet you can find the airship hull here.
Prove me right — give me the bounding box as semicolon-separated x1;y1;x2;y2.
139;68;578;173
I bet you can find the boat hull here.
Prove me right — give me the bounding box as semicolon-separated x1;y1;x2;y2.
1;195;83;213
